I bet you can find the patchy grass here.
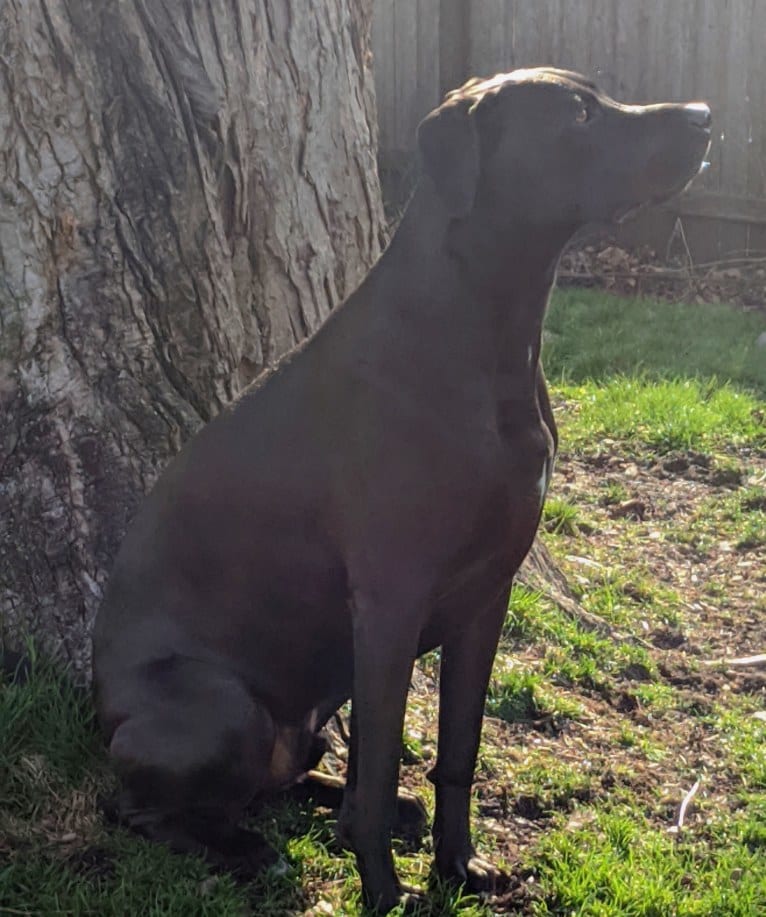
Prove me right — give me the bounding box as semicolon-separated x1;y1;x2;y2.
668;483;766;555
2;289;766;914
502;588;656;691
487;662;586;725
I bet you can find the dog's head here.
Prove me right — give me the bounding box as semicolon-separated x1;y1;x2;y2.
418;68;711;232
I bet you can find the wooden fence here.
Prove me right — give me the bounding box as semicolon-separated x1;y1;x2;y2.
371;0;766;261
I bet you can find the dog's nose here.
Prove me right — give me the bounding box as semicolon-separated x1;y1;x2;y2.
684;103;712;131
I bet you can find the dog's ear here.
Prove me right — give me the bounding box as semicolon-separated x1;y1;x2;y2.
417;97;480;219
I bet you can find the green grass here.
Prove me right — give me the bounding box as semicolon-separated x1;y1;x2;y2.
486;662;586;724
545;288;766;456
546;288;766;396
541;497;588;535
502;760;597;817
0;651;105;813
502;586;656;693
714;707;766;791
529;807;766;916
0;845;251;916
555;376;765;454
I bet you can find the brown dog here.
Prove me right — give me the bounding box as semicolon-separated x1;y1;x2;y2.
93;69;711;911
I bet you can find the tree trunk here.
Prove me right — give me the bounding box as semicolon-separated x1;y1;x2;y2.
0;0;385;677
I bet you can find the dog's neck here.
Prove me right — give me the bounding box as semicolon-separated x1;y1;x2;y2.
383;186;573;373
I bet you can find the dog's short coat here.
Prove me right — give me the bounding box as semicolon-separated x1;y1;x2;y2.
93;69;711;911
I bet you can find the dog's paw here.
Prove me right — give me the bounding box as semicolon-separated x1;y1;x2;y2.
362;883;425;915
207;825;281;879
436;849;506;894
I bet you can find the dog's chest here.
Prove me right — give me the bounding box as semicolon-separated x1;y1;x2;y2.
496;405;556;511
430;425;554;627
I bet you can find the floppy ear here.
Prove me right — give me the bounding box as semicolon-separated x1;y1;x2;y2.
417;97;480;218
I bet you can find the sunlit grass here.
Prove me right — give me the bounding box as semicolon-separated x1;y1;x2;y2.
529;807;766;916
502;586;656;693
554;376;765;455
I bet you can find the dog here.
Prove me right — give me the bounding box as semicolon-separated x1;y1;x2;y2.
93;68;711;912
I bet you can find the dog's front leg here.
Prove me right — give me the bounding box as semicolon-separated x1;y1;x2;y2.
429;587;511;892
339;586;422;913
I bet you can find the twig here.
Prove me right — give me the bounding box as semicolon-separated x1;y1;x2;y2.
668;779;702;835
667;217;696;274
726;654;766;668
702;653;766;669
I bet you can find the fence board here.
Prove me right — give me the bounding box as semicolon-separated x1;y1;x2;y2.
438;0;466;95
468;0;510;76
392;0;418;153
417;0;441;112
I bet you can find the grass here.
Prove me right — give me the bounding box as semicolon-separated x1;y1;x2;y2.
502;586;657;692
545;288;766;456
555;377;765;455
668;483;766;555
486;662;586;724
541;497;586;535
530;807;766;916
2;286;766;914
0;650;104;814
545;288;766;395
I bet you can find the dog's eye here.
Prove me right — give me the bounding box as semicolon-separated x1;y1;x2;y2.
573;95;589;123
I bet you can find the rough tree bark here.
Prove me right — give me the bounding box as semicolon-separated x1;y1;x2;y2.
0;0;385;677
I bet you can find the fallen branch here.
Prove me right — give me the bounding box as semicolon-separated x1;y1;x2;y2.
703;653;766;669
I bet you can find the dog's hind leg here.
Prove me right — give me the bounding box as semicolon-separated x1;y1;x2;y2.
105;657;281;877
